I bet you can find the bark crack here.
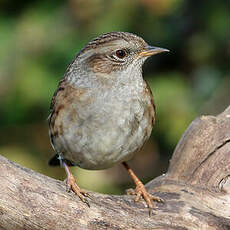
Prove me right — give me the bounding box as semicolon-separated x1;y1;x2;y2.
190;138;230;180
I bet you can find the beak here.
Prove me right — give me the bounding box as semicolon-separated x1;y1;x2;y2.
138;46;169;57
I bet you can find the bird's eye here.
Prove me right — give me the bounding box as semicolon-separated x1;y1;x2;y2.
115;49;126;59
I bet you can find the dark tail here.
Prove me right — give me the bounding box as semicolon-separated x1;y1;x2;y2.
48;154;75;166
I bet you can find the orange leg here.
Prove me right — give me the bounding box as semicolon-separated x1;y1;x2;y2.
63;162;90;207
122;162;163;213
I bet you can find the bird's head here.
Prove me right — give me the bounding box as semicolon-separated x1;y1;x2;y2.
75;32;169;75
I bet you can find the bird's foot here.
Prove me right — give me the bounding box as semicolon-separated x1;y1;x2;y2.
65;174;90;207
127;182;164;215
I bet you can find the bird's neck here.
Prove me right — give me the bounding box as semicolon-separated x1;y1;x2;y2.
112;64;145;93
65;62;145;94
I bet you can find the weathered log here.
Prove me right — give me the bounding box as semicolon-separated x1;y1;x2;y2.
0;106;230;230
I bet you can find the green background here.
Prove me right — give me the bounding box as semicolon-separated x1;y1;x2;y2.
0;0;230;194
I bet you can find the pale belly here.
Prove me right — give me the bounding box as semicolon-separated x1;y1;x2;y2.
53;98;153;170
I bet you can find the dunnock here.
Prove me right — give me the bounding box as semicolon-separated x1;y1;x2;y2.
48;32;169;211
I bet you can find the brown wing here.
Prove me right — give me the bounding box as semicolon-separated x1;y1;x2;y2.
49;78;87;132
48;78;88;160
49;78;66;119
144;81;156;127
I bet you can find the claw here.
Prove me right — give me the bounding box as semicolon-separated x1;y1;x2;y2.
126;183;164;211
63;162;90;207
132;184;163;216
135;192;141;202
122;162;164;216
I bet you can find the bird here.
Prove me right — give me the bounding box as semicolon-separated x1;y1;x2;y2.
48;31;169;212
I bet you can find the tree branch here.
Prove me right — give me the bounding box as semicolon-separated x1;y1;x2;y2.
1;106;230;229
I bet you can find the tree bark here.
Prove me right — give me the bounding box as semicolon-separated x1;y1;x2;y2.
0;106;230;230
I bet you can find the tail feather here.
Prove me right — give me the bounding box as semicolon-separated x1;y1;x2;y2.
48;154;75;167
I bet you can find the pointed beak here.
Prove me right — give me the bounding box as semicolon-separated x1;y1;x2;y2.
138;46;169;57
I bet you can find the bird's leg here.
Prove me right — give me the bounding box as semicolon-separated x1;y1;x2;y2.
122;162;163;212
63;161;90;207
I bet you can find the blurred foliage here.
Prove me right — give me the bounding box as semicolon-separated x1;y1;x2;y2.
0;0;230;194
